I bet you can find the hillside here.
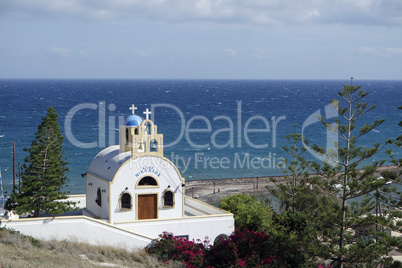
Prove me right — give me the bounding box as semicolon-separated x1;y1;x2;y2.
0;228;179;268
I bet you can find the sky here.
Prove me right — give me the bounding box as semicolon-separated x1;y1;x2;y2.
0;0;401;80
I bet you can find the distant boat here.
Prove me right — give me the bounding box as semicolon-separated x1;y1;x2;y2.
333;183;349;197
376;176;392;186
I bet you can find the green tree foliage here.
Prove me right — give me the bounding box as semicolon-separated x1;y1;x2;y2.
385;105;402;171
309;78;394;266
268;124;340;264
219;193;273;232
6;106;75;217
218;193;318;266
268;124;311;212
376;105;402;232
397;105;402;145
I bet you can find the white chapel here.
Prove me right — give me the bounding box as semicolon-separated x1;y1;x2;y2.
85;105;185;223
1;105;234;250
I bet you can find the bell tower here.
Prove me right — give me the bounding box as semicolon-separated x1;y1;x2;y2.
119;105;163;157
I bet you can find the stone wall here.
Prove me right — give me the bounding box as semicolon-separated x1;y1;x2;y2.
186;176;278;187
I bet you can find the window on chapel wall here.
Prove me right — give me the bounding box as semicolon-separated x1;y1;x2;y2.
214;234;229;245
138;176;158;186
125;128;129;145
120;192;132;210
96;187;102;207
163;190;174;208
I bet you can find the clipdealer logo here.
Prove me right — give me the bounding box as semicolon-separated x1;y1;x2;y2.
64;101;338;170
64;101;286;150
64;101;287;172
301;102;339;166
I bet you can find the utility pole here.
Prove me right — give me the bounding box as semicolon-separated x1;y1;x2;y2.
18;162;21;193
0;167;4;214
12;142;16;194
213;154;215;194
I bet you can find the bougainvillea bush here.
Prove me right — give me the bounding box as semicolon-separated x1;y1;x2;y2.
146;230;308;267
145;232;207;268
207;229;308;267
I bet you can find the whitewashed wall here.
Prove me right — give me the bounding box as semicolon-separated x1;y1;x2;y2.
86;175;109;219
1;216;151;250
0;212;234;249
110;156;184;223
117;215;234;244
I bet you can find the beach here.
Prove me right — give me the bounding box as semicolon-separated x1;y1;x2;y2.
185;165;401;205
185;176;277;204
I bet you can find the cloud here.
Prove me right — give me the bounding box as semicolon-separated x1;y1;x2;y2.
51;47;72;58
223;48;237;57
383;47;402;55
50;47;91;59
360;46;377;54
134;49;155;57
2;0;401;26
78;50;88;57
359;46;402;56
313;0;402;26
250;47;273;59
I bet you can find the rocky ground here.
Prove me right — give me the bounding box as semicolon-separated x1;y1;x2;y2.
184;176;279;205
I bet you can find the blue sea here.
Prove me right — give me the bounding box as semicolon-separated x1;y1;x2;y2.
0;79;401;194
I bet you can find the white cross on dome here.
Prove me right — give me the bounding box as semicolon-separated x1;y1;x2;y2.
129;104;137;115
143;108;152;120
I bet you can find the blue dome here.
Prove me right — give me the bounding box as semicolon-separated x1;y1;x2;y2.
124;115;143;126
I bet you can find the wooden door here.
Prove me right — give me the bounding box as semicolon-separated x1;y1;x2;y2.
138;194;157;220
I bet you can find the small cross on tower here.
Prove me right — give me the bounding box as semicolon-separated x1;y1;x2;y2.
129;104;137;115
143;108;152;120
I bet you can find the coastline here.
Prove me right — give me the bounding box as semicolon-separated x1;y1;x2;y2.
184;165;401;204
185;176;277;204
59;165;400;203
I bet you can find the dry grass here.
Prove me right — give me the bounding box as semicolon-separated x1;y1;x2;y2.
0;228;182;268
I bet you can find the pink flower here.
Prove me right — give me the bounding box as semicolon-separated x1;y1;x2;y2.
263;259;272;264
238;259;247;267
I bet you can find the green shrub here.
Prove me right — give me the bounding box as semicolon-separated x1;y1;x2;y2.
219;194;273;232
147;230;309;267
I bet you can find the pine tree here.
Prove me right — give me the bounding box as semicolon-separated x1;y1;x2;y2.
7;106;74;217
268;124;339;264
385;105;402;171
310;78;393;267
268;124;311;212
377;106;402;232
